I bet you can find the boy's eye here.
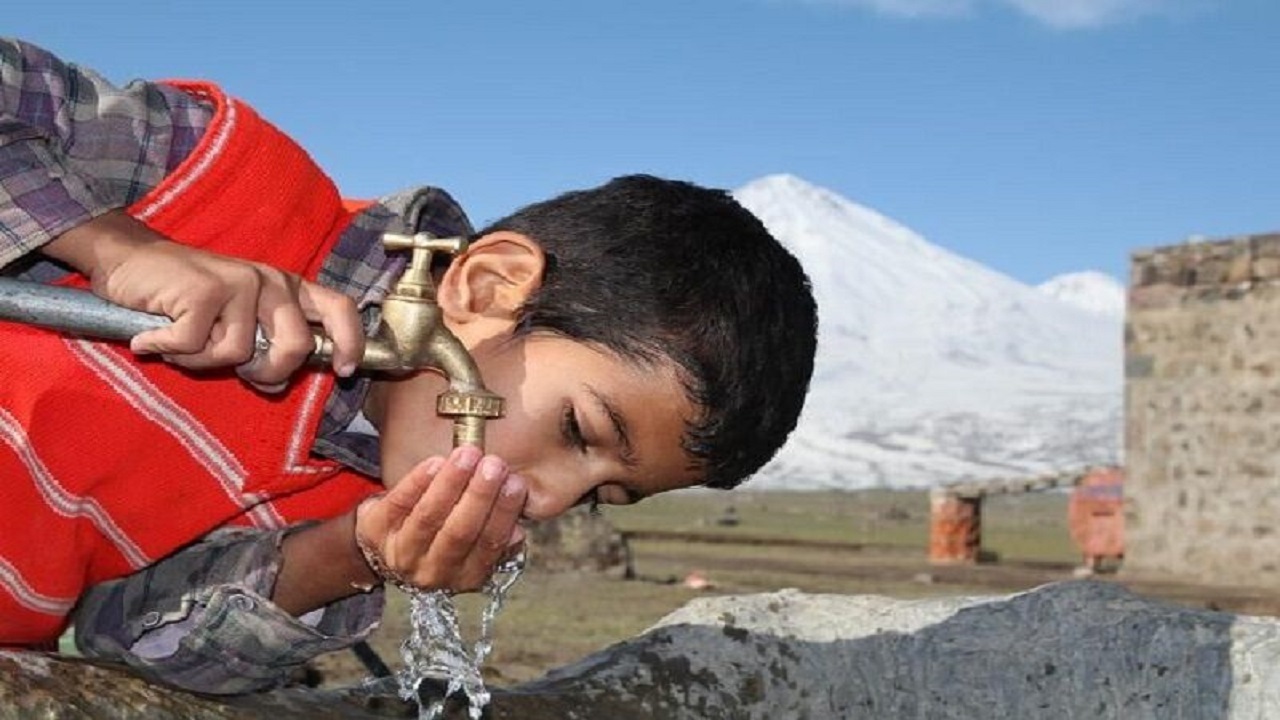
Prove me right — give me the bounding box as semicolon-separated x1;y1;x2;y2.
561;403;588;453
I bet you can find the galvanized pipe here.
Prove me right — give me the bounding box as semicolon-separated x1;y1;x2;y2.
0;277;169;341
0;277;274;354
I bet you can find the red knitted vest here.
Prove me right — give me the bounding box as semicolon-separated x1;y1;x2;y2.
0;82;380;644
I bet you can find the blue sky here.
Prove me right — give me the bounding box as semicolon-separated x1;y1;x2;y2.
10;0;1278;285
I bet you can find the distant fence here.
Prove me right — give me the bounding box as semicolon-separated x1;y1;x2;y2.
930;466;1125;570
937;468;1092;500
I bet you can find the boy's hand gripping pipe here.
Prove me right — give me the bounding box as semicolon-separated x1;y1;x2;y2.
0;233;504;445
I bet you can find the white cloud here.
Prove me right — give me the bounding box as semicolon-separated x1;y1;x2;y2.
1000;0;1181;28
800;0;974;19
791;0;1202;28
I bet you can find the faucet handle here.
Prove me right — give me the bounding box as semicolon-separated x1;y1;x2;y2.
381;233;469;253
381;234;471;300
382;233;469;266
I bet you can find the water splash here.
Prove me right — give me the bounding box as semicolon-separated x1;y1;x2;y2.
396;550;526;719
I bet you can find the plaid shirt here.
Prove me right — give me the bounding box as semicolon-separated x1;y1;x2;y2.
0;38;473;692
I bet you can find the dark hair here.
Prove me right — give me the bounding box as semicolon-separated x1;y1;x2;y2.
479;175;817;490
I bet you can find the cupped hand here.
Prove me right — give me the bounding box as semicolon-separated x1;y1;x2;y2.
43;210;365;388
354;446;529;593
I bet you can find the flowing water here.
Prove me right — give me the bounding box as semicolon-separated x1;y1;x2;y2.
395;551;527;719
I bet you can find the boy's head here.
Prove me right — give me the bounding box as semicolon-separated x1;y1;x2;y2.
485;175;817;490
369;175;816;514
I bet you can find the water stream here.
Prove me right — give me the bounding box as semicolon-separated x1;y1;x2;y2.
395;551;527;719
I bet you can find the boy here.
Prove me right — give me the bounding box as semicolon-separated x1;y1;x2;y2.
0;38;817;693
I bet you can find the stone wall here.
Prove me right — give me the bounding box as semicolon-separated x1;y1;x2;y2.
1126;232;1280;587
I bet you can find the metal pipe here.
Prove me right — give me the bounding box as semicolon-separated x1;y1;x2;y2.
0;277;279;355
0;277;170;341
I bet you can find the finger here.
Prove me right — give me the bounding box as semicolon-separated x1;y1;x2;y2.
356;456;445;542
242;376;288;395
395;446;482;560
425;455;510;572
298;282;364;377
457;473;527;587
130;301;220;357
165;274;260;369
237;272;313;386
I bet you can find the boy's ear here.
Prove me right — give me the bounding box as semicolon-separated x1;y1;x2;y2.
437;231;545;329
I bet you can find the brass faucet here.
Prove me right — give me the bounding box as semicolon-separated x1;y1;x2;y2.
316;233;503;448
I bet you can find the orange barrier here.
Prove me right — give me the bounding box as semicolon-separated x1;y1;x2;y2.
929;491;982;564
1068;467;1125;571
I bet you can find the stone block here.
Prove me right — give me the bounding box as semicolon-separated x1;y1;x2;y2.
1254;257;1280;281
1129;285;1184;311
1194;259;1231;285
516;582;1280;719
1253;233;1280;258
1227;254;1254;283
1126;354;1155;379
1131;253;1158;287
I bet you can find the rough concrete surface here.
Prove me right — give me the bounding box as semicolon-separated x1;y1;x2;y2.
3;581;1279;719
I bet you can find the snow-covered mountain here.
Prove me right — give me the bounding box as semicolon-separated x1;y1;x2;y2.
1037;271;1127;317
733;174;1123;490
